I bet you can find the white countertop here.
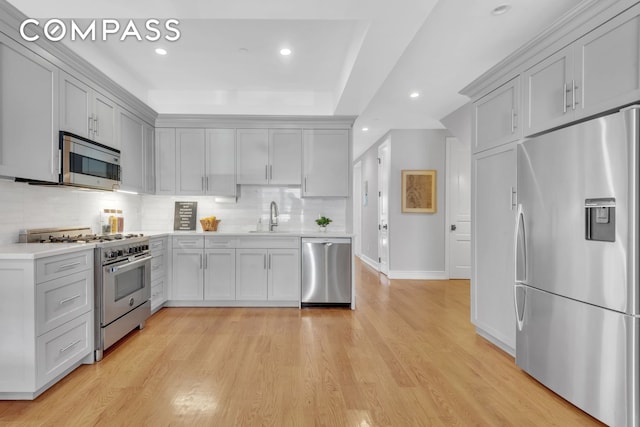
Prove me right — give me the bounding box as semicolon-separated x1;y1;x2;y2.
0;230;353;259
0;242;96;260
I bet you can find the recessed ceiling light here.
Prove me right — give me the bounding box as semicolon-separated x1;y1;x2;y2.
280;48;292;56
491;4;511;16
155;48;167;55
410;92;420;98
238;47;249;54
362;127;369;132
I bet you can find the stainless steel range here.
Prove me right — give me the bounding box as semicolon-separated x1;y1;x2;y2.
20;227;151;361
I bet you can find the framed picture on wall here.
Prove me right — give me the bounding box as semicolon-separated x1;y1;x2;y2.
401;170;437;213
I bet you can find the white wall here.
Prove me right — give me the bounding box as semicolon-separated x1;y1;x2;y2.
354;130;449;278
388;130;447;277
441;102;471;147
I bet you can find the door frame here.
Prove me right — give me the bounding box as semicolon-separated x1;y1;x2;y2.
378;139;390;276
353;160;363;257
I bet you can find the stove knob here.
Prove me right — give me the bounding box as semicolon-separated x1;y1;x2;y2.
144;244;149;251
127;247;134;254
117;250;124;257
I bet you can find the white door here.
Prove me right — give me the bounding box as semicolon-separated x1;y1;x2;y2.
204;249;236;300
378;140;390;275
269;129;302;185
176;128;206;194
447;137;471;279
235;249;268;300
353;161;362;257
205;129;236;196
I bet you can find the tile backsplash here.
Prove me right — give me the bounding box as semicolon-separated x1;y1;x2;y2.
141;185;347;233
0;180;346;245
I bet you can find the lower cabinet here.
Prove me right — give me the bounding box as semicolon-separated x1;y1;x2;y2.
149;236;169;311
204;249;236;300
0;249;94;399
471;142;517;354
169;235;300;306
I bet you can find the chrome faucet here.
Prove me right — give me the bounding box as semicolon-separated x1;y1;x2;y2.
269;201;279;231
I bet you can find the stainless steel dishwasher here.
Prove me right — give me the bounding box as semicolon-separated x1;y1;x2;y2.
301;237;352;307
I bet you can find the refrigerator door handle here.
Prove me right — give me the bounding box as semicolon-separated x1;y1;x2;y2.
514;284;526;331
514;203;527;284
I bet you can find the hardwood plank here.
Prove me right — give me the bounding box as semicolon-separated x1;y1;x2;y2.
0;258;603;426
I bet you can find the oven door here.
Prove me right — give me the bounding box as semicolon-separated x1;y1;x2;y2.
101;255;151;326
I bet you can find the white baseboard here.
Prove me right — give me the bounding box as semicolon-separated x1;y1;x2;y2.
358;254;380;271
476;327;515;357
387;270;448;280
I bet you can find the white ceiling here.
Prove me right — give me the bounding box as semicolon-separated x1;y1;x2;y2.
8;0;583;157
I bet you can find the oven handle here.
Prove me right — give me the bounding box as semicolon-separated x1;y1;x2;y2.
106;256;152;274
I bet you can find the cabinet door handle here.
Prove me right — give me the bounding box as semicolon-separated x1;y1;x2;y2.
58;261;81;271
572;80;578;109
264;254;267;270
265;165;268;181
206;177;209;191
511;108;516;133
563;83;568;114
59;294;82;305
270;165;273;180
94;117;99;136
204;254;208;270
59;340;81;354
304;177;307;193
268;254;271;270
88;116;93;133
199;254;203;270
511;187;517;210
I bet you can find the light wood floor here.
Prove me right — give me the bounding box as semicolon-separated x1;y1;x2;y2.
0;258;603;426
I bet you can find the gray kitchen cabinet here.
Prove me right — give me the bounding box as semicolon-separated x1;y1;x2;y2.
143;122;155;194
0;33;59;183
175;128;206;194
0;249;94;399
205;129;236;196
155;128;176;195
150;236;168;311
472;77;520;153
267;249;300;301
236;129;268;184
59;71;116;148
524;5;640;136
204;249;236;300
175;128;236;196
236;128;301;185
171;248;205;300
268;129;302;185
235;249;269;300
118;108;144;193
302;129;349;197
471;143;517;354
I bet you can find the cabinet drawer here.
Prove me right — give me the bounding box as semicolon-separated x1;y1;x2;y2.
36;311;92;387
172;236;204;249
205;236;236;248
36;250;92;284
236;237;300;249
36;270;92;336
150;237;167;253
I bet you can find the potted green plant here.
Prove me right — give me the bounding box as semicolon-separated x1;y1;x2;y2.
315;216;332;231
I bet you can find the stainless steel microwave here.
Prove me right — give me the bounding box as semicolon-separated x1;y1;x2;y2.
59;132;121;191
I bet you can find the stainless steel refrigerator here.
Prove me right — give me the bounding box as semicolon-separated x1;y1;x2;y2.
515;105;640;427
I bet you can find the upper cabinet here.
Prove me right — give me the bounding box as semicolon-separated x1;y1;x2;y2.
155;128;176;195
205;129;236;196
268;129;302;185
119;108;154;194
302;129;349;197
175;128;236;196
524;7;640;136
59;71;117;148
0;33;59;183
236;128;301;185
473;77;521;153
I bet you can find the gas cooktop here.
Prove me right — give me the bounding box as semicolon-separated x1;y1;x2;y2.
19;227;144;244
